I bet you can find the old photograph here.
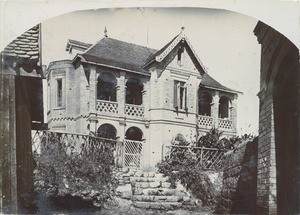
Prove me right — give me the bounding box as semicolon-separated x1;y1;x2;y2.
1;2;299;214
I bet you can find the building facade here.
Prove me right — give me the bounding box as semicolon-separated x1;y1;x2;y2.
47;29;239;169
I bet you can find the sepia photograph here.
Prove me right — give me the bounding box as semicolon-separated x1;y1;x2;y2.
1;1;299;214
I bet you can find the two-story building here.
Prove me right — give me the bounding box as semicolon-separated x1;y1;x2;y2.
46;28;240;169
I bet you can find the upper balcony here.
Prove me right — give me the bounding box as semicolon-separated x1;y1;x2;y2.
96;100;145;118
198;115;234;132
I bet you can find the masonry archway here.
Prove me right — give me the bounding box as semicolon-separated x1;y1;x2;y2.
125;126;143;141
125;77;143;105
198;91;212;116
97;123;117;139
273;47;300;214
97;72;117;101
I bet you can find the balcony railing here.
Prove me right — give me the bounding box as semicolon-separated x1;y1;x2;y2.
218;118;233;130
198;115;234;131
198;115;214;128
125;104;145;118
96;100;118;114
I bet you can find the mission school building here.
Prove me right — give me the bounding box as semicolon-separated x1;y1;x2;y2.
46;28;240;169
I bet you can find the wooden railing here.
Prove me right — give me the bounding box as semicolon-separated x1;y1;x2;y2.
165;145;225;171
31;130;123;166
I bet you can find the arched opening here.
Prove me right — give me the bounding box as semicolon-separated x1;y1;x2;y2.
97;123;117;139
198;91;212;116
219;96;230;118
97;72;117;101
126;77;143;105
273;47;300;214
125;126;143;141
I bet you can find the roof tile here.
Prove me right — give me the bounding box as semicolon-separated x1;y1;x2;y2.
1;24;41;74
75;36;238;94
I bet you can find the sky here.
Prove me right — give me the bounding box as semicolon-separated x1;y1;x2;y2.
41;7;261;135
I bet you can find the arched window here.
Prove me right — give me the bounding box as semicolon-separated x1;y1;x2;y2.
97;123;117;139
198;91;212;116
97;72;117;101
219;96;230;118
126;77;143;105
125;127;143;141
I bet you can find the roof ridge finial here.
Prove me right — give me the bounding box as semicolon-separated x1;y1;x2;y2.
180;25;185;38
104;26;108;38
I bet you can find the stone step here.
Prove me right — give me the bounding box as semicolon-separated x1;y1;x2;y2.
132;181;172;189
133;201;182;209
130;176;169;183
133;187;188;196
132;195;184;202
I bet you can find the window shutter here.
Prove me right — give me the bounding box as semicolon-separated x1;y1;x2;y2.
184;85;187;110
174;81;178;108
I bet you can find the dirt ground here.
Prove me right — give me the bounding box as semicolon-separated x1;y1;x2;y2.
101;198;214;215
36;194;214;215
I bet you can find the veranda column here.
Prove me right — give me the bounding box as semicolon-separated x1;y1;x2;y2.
143;82;150;118
211;91;220;128
88;66;97;134
230;95;238;133
89;66;97;113
117;71;126;117
117;71;126;168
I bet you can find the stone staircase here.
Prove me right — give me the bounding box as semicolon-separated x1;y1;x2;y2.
116;170;191;210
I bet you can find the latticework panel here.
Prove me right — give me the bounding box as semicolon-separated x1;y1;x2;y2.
167;145;225;171
31;130;120;163
125;104;144;118
218;118;233;130
192;147;225;170
96;100;118;114
123;140;143;169
198;115;214;128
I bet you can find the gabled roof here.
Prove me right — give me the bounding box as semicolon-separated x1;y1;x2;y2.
77;37;157;74
144;28;208;74
71;30;239;94
1;24;42;75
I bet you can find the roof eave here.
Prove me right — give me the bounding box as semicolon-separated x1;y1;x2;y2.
200;85;242;95
75;55;151;76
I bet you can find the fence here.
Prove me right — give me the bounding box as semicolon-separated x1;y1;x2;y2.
123;139;143;169
165;145;225;171
31;130;123;166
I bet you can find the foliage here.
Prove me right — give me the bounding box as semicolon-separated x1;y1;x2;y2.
157;128;256;207
33;134;118;208
196;128;255;150
157;137;217;207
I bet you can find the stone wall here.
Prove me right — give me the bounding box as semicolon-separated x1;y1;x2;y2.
216;138;258;214
254;21;300;214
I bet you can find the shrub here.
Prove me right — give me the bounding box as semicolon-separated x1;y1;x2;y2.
33;135;118;208
157;136;217;207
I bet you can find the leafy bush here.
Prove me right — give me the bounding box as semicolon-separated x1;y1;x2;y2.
157;137;217;207
157;129;255;207
34;135;118;208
